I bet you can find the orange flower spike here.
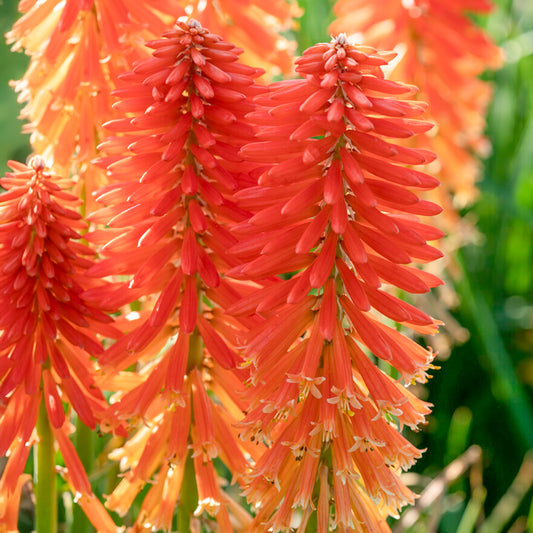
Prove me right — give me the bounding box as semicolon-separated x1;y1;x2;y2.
235;35;443;530
0;156;123;529
91;20;266;529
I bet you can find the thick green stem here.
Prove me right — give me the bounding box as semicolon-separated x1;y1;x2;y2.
177;452;198;532
35;398;57;533
72;417;95;533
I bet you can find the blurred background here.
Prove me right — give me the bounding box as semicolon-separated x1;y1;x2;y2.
1;0;533;531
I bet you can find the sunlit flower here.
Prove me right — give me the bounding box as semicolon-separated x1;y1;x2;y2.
234;35;443;531
330;0;502;210
86;19;264;529
7;0;185;211
0;157;122;531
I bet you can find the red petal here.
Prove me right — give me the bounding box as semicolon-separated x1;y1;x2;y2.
180;275;198;334
165;332;190;394
43;369;65;428
181;227;198;276
150;269;184;327
324;160;343;205
197;315;235;369
319;279;337;341
52;424;92;495
309;232;338;288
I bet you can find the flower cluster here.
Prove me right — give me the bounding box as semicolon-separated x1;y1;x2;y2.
232;35;443;530
7;0;185;212
0;5;455;531
0;157;122;532
85;19;265;530
7;0;298;214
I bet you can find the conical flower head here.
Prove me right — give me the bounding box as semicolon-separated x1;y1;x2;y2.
88;17;264;351
234;35;443;531
0;156;122;532
86;19;264;529
330;0;502;209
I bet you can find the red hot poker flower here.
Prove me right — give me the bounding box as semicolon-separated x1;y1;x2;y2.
234;35;444;531
0;157;123;532
86;19;264;529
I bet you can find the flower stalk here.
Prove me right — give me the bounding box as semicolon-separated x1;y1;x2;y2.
72;417;95;533
177;452;198;532
35;397;57;533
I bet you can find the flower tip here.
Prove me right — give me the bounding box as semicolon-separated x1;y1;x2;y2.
28;155;46;171
187;18;202;29
331;33;350;46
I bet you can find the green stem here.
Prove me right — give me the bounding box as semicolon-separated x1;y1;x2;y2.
72;417;95;533
456;486;487;533
296;0;334;52
527;493;533;532
178;452;198;532
35;398;57;533
106;438;123;496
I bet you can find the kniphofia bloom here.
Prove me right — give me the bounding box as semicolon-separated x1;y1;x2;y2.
0;157;123;532
234;34;443;531
85;19;264;530
329;0;502;211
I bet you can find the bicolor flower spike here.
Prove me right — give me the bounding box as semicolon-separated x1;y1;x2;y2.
0;157;122;532
86;19;265;530
234;35;444;531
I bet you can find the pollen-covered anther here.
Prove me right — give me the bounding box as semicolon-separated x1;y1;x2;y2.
194;497;221;517
332;32;348;46
286;374;326;401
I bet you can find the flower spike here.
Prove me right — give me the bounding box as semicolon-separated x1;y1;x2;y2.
235;34;443;531
0;156;122;531
7;0;185;211
88;19;265;530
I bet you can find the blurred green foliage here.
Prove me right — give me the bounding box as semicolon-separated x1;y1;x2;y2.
0;0;30;171
416;1;533;529
1;0;533;531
